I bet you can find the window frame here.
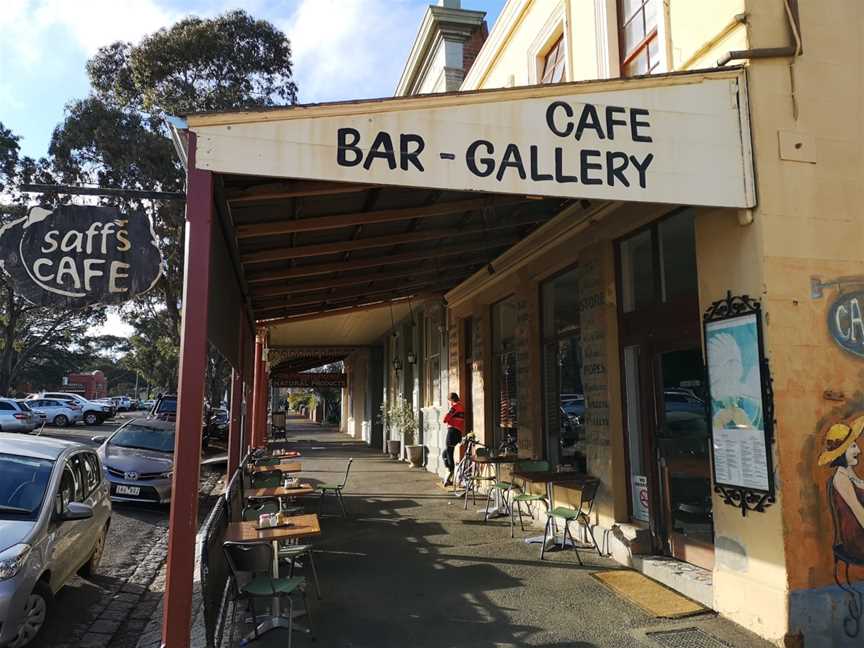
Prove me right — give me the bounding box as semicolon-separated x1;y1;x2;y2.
540;34;567;84
491;295;520;444
423;313;442;407
617;0;661;77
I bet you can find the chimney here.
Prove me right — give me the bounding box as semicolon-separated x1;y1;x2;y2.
437;0;461;7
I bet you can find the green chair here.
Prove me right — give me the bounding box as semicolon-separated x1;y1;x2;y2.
251;469;283;489
223;541;309;647
509;460;551;538
318;458;353;517
255;457;283;468
242;500;280;521
279;543;322;600
540;478;603;565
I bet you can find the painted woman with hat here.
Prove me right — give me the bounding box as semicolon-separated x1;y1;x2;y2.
819;416;864;560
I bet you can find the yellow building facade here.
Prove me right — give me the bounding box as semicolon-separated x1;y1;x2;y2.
359;0;863;645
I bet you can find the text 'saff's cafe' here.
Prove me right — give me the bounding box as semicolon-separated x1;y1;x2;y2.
336;101;655;189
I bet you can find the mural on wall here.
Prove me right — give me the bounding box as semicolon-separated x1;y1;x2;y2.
811;275;864;359
818;410;864;638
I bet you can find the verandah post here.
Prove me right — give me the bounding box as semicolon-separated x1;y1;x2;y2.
162;132;213;648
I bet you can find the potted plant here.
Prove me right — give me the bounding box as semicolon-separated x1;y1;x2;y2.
380;398;421;466
379;402;401;459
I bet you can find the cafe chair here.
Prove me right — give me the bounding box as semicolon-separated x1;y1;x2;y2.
318;458;353;517
242;500;280;522
465;451;496;511
509;460;552;538
251;469;284;489
223;541;309;647
255;457;284;468
540;478;603;565
279;543;322;601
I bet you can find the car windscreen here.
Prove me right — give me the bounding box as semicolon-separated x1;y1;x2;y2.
0;454;54;519
157;398;177;414
110;424;175;453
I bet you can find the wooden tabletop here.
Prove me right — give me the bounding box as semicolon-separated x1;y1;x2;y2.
511;470;592;484
246;483;316;498
252;461;302;474
225;514;321;543
474;454;519;464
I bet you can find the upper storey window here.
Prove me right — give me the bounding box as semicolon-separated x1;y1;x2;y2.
618;0;660;77
540;35;566;84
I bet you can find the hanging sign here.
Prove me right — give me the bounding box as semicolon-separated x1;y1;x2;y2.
827;290;864;358
272;372;346;388
191;69;755;209
0;205;162;308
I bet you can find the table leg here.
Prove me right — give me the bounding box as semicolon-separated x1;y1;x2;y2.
243;540;292;640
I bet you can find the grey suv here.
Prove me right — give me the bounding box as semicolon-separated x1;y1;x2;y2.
0;435;111;647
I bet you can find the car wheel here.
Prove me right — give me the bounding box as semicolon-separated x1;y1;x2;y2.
9;582;51;648
80;523;108;578
53;414;69;427
84;412;99;426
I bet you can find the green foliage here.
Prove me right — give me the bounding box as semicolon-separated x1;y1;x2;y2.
379;396;418;446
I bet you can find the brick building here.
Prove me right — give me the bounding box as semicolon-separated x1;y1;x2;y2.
63;370;107;400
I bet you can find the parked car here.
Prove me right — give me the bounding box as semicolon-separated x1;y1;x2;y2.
27;393;113;426
94;419;175;504
21;399;82;428
129;399;140;411
110;397;131;412
208;408;229;440
0;433;111;647
149;394;210;449
0;399;36;433
140;400;155;411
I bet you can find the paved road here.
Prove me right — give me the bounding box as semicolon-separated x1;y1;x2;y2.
21;412;223;648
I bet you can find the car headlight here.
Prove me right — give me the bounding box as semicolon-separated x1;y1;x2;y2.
0;544;31;581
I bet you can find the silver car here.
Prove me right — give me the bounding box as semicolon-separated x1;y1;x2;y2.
0;434;111;647
0;401;35;434
20;400;82;428
96;419;174;504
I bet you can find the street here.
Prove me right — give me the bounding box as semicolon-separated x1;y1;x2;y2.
28;413;222;648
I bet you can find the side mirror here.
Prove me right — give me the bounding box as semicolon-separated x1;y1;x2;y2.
57;501;93;522
91;436;107;444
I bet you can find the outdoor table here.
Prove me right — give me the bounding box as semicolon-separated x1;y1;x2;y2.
246;483;316;500
509;470;591;546
224;513;321;639
473;454;519;518
252;461;302;474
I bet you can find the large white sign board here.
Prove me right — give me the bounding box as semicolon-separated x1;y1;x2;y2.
192;70;755;208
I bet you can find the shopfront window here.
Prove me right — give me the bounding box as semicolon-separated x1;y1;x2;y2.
492;296;519;445
423;313;441;407
541;267;583;467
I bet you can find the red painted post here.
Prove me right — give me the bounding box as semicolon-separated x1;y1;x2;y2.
251;336;265;447
161;133;213;648
227;322;245;476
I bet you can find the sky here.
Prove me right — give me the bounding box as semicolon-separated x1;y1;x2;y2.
0;0;504;337
1;0;504;161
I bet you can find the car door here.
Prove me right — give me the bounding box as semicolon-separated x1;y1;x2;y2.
48;460;88;586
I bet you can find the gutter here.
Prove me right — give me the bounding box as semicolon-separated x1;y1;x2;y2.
717;0;802;66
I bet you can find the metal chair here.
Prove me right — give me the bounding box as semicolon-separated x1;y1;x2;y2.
223;541;308;646
242;500;280;521
509;460;551;538
540;478;603;564
279;543;322;600
318;458;353;517
251;469;283;489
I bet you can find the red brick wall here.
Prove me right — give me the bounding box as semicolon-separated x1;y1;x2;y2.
462;21;488;77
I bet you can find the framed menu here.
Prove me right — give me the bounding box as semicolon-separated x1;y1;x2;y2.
703;292;775;515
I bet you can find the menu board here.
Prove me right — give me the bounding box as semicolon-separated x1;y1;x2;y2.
705;312;770;492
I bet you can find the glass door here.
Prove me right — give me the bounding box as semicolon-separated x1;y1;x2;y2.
654;347;713;569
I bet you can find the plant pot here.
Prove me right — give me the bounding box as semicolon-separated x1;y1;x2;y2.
387;439;402;459
406;444;424;468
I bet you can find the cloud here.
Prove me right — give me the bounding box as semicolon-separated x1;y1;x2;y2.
283;0;426;103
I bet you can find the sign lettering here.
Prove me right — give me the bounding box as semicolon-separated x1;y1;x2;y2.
828;290;864;358
0;205;163;307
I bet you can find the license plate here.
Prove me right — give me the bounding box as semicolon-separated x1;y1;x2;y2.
116;485;140;496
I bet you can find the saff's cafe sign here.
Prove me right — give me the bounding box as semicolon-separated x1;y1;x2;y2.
0;205;162;308
190;69;755;209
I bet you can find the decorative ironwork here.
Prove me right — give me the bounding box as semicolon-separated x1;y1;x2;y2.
704;291;776;517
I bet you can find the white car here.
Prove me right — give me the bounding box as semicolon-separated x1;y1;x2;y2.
27;393;112;426
24;398;83;427
110;396;131;412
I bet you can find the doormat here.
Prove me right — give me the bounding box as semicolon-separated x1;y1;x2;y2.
592;570;707;618
644;627;731;648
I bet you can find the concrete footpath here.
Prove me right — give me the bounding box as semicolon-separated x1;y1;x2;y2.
225;422;773;648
